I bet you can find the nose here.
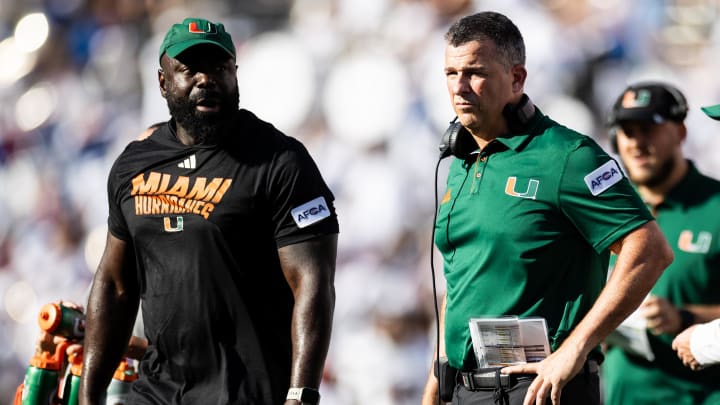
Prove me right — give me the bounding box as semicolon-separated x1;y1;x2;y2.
630;132;652;148
195;71;215;88
450;73;471;95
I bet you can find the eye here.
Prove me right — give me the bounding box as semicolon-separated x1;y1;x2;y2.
178;66;194;76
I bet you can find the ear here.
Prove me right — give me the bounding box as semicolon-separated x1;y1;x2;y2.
677;123;688;143
158;55;170;99
158;67;167;99
510;64;527;94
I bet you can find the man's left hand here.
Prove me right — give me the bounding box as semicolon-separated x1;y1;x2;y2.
501;346;585;405
641;295;681;335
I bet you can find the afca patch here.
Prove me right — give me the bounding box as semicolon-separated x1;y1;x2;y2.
584;160;623;196
291;196;331;228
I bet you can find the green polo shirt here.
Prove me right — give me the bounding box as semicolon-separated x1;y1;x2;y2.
603;162;720;405
435;109;652;370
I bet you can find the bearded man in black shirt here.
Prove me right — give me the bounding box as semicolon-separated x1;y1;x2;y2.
79;18;338;405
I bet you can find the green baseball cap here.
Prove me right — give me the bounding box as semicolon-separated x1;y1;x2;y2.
159;18;236;63
701;104;720;121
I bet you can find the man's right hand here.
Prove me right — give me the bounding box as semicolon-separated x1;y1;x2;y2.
672;325;702;370
421;365;444;405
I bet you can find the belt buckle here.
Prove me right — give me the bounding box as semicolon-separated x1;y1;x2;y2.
461;373;476;390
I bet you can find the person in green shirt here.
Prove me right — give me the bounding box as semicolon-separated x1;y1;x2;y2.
421;11;672;405
670;102;720;371
602;84;720;405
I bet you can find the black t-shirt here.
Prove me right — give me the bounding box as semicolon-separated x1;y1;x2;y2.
107;109;339;404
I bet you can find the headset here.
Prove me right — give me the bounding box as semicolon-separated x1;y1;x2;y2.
607;82;688;153
439;93;536;159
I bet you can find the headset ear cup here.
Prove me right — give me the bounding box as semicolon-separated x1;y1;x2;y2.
440;121;476;159
440;122;463;159
502;94;535;134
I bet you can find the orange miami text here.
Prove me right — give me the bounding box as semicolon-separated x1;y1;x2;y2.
131;172;232;219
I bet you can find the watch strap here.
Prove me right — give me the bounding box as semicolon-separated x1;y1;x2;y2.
286;387;320;404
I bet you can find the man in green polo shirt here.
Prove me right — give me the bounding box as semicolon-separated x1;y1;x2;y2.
670;102;720;371
421;11;672;405
602;83;720;405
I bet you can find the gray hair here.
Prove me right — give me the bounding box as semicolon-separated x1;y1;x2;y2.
445;11;525;69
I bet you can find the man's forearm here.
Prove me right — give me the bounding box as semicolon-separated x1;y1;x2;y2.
684;304;720;324
288;282;335;388
79;278;139;405
422;293;447;405
278;235;337;391
561;221;672;356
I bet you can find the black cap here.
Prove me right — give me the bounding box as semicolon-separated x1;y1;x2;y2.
608;82;688;126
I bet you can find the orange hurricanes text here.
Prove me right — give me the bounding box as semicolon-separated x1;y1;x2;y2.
131;172;232;219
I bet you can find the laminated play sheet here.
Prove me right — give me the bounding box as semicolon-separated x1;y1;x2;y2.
468;316;551;368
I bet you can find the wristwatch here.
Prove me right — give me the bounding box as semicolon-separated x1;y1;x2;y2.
286;387;321;404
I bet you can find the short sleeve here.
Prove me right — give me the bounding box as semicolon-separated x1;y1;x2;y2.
267;142;339;248
107;163;131;241
559;140;653;253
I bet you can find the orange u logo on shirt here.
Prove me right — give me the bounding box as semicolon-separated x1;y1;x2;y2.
678;230;711;253
505;177;539;200
163;216;184;232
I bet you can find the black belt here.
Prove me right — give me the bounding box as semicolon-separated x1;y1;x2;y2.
459;360;599;391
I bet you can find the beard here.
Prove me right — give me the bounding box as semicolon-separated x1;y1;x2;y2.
166;87;239;144
630;157;676;188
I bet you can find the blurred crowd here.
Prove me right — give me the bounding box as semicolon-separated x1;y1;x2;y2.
1;0;720;404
